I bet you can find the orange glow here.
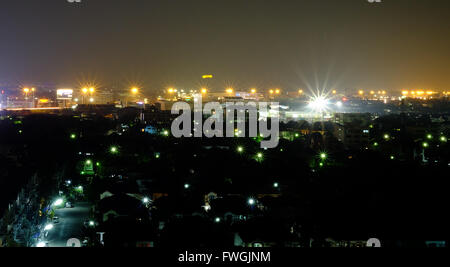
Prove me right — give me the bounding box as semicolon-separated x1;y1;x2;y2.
226;88;234;94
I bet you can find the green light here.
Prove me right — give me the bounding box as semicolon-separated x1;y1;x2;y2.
110;146;118;154
427;134;433;140
390;155;395;160
319;152;327;160
237;146;244;153
295;133;300;138
162;130;169;136
85;160;92;165
374;142;379;147
155;152;161;159
96;162;101;167
383;134;390;140
422;142;429;148
70;134;76;139
319;162;324;167
440;136;447;142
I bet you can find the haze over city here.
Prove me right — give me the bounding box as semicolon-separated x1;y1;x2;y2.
1;0;450;92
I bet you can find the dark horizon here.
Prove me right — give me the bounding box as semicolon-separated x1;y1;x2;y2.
1;0;450;93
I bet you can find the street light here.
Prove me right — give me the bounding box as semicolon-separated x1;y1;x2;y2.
273;182;279;188
44;224;54;231
142;197;150;204
440;136;447;142
426;134;433;140
226;88;234;94
131;87;139;95
237;146;244;153
184;183;190;189
248;198;256;206
320;152;327;160
110;146;118;154
422;142;429;148
201;88;207;94
383;134;390;140
215;217;221;223
53;198;63;207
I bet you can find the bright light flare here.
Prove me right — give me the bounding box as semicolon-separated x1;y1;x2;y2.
308;95;330;113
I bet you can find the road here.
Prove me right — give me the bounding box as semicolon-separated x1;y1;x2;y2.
46;202;91;247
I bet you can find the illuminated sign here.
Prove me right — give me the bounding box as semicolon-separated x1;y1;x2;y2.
57;89;73;100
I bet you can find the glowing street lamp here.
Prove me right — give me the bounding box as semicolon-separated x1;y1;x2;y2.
201;88;207;94
184;183;190;189
53;198;64;207
251;88;257;94
142;197;150;204
248;198;256;206
237;146;244;153
44;224;54;231
422;142;429;148
440;136;447;142
226;88;234;94
320;152;327;160
426;134;433;140
110;146;119;154
215;217;221;223
273;182;279;188
383;134;390;140
131;87;139;95
70;134;76;139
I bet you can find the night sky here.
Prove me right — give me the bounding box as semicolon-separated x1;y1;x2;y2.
1;0;450;93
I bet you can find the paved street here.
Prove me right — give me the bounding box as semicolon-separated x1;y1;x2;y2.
46;202;91;247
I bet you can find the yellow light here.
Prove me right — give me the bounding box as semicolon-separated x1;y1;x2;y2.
31;88;36;92
39;99;49;103
370;91;375;95
298;89;304;94
131;87;139;94
168;88;174;93
89;87;95;93
382;90;386;95
23;88;30;93
82;88;88;94
269;90;274;94
332;90;337;94
402;91;409;95
358;90;364;95
426;91;434;95
202;75;213;79
275;89;280;94
416;91;424;95
226;88;233;94
201;88;207;94
251;88;257;94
